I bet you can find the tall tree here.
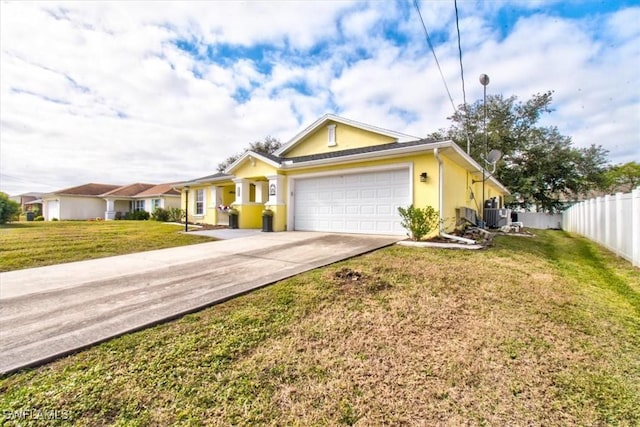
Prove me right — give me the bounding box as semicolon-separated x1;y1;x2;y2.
602;161;640;193
216;136;282;172
431;92;608;212
0;192;20;224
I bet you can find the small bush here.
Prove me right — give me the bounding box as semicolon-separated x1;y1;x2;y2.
51;218;59;221
397;204;440;241
34;216;45;221
166;207;185;223
128;210;150;221
151;208;170;222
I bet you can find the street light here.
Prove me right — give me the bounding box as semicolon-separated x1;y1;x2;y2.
184;185;190;232
479;73;490;226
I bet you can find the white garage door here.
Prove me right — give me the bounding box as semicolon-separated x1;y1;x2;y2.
293;168;410;235
47;200;59;221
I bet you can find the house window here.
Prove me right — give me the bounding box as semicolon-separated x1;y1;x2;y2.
134;200;145;211
152;199;161;210
195;189;204;215
327;124;336;147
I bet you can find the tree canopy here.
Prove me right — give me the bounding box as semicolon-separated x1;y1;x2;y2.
430;91;609;212
0;192;20;224
602;161;640;193
217;136;282;172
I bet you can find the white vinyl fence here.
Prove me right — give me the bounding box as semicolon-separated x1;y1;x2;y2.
516;212;562;229
562;188;640;267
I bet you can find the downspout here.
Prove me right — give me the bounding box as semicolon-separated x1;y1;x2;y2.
434;148;476;245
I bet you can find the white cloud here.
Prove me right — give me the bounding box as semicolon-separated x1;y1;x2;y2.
1;1;638;195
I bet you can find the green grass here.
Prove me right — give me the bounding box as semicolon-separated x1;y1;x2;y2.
1;230;638;425
0;221;214;272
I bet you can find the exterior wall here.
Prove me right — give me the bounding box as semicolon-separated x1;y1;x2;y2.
142;196;181;213
58;196;105;220
163;196;181;210
282;151;508;234
283;121;397;158
181;183;234;225
233;158;278;179
441;156;474;229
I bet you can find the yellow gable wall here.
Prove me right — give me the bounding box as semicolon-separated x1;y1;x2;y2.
283;121;398;158
232;157;279;179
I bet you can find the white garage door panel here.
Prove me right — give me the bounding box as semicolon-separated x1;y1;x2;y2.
294;168;410;235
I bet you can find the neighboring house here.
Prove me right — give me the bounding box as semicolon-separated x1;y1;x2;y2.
101;183;181;220
177;114;510;236
10;192;45;215
42;183;180;221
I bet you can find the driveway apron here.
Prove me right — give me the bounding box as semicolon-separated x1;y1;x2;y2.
0;232;400;375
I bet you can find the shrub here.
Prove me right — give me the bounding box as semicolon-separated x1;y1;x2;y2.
166;207;185;223
397;204;440;241
128;210;150;221
0;192;20;224
34;216;45;221
51;218;59;221
151;207;171;222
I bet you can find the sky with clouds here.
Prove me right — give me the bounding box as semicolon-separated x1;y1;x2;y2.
1;0;638;196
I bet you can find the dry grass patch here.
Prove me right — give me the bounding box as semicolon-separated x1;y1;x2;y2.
1;230;638;425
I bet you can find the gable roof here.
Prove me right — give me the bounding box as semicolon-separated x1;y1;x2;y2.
101;183;155;197
134;183;180;197
174;172;234;187
275;114;421;156
224;151;282;175
283;138;439;164
52;183;122;196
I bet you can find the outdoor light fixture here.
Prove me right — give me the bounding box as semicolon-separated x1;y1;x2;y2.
184;185;190;232
420;172;428;182
479;73;490;225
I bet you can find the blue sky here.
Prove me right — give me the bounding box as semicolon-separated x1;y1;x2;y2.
1;0;638;195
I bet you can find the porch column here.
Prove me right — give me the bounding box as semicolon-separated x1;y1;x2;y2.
233;178;250;205
255;181;269;204
104;198;116;220
266;174;285;205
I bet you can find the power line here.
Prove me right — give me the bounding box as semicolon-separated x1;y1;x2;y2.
413;0;457;114
454;0;473;154
454;0;467;109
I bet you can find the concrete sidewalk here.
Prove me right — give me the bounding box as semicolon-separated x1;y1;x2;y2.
0;232;400;375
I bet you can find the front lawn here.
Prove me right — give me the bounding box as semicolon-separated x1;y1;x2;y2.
0;221;214;272
1;230;638;425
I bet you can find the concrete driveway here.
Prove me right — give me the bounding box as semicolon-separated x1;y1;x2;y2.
0;232;400;375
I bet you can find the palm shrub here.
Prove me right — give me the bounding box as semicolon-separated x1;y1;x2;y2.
397;204;440;241
151;208;171;222
166;207;185;223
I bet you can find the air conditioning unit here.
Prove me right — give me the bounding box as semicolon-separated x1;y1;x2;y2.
484;208;511;228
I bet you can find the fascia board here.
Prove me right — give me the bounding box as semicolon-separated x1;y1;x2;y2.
224;151;281;174
280;141;453;169
446;144;511;195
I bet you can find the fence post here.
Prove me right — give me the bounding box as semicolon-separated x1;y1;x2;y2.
615;192;623;258
633;188;639;268
604;194;610;251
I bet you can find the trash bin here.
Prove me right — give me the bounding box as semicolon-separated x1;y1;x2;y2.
262;212;273;232
229;213;239;229
26;212;35;221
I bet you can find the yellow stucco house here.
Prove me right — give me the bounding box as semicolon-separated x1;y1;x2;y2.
176;114;509;236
